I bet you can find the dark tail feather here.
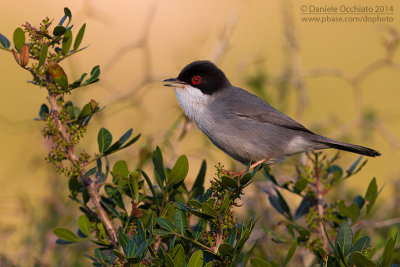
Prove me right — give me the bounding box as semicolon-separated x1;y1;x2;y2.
314;137;381;157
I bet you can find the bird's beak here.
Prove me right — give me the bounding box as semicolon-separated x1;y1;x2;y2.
163;78;186;88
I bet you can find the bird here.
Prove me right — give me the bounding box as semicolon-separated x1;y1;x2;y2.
163;60;380;176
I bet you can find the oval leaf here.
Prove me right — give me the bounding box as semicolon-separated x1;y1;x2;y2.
74;23;86;51
335;221;353;256
53;25;66;36
78;215;91;237
13;28;25;52
221;176;238;189
0;33;11;49
250;257;272;267
174;208;188;234
62;30;72;55
155;217;175;232
352;251;377;267
188;250;203;267
53;227;79;242
112;160;129;178
167;155;189;186
97;127;112;153
38;45;48;68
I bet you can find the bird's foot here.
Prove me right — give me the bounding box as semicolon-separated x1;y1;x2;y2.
221;169;246;178
220;159;268;180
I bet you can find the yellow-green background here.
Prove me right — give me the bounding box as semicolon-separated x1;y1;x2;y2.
0;0;399;264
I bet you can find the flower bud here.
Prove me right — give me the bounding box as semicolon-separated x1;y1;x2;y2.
11;49;20;65
19;44;29;67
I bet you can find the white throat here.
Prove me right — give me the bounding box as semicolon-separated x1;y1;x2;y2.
174;85;209;122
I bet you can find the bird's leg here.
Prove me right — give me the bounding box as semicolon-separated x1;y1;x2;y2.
221;159;267;179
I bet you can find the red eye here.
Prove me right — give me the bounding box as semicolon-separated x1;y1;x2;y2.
192;76;202;85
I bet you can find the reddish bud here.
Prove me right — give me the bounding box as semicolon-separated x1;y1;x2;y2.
11;49;20;65
19;44;29;67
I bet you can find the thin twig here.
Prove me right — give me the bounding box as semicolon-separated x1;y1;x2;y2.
314;161;328;252
87;180;119;247
46;84;119;248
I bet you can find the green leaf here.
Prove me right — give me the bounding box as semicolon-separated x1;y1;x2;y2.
220;176;238;189
39;104;49;119
70;73;87;89
62;30;72;55
350;236;371;265
240;172;253;186
171;244;185;267
38;45;48;68
141;171;159;208
77;102;93;119
86;65;101;84
74;23;86;51
250;258;272;267
155;217;175;232
152;146;166;187
136;219;146;241
94;248;107;263
130;171;140;202
174;208;188;234
113;249;126;260
338;201;360;221
167;155;189;186
190;160;206;197
53;227;80;242
218;243;234;256
64;7;72;26
351;236;370;254
294;195;314;219
201;202;218;218
203;250;223;261
153;229;172;236
364;178;377;214
118;231;130;249
187;250;203;267
188;199;202;209
193;220;204;240
78;215;90;237
335;221;353;256
53;25;66;36
328;165;343;181
268;188;292;219
13;28;25;52
125;239;136;258
226;227;236;246
0;33;11;49
237;229;251;249
113;160;129;179
335;243;347;266
380;233;397;267
97;128;112;153
352;251;377;267
165;253;175;267
293;178;308;193
347;156;362;175
282;240;298;266
219;192;231;213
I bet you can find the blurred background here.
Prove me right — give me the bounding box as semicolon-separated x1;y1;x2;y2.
0;0;399;265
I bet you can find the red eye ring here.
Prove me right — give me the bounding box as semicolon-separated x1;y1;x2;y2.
192;76;202;85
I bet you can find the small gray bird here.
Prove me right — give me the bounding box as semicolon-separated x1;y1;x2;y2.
164;60;380;172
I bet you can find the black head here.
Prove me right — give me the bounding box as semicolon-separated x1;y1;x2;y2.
174;60;230;95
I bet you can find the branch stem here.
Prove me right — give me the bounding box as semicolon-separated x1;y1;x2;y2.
87;180;119;247
315;160;328;253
